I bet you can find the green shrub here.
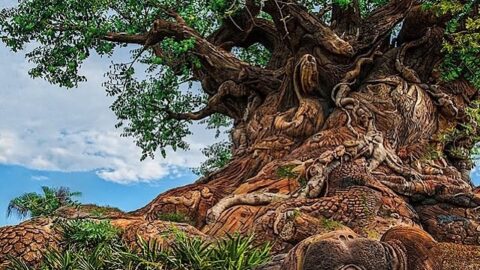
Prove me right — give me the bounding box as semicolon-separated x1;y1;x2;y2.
126;230;271;270
87;205;121;217
40;249;76;269
276;165;298;179
6;256;31;270
209;234;271;270
319;217;343;231
8;244;126;270
59;220;120;249
168;230;212;269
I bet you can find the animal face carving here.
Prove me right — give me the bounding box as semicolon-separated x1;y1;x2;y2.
302;236;396;270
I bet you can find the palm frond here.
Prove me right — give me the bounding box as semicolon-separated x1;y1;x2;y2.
6;186;81;219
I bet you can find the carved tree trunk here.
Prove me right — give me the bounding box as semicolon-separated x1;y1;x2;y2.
131;3;480;255
2;1;480;268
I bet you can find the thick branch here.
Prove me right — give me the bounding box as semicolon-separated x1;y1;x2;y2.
208;17;289;69
331;0;361;36
101;12;285;98
102;32;148;44
263;0;354;56
148;15;282;94
397;4;451;43
165;107;215;121
209;18;278;52
353;0;415;52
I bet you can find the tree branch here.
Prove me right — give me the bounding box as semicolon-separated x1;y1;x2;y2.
165;106;215;121
102;32;148;44
331;0;361;36
147;14;283;94
101;10;284;96
206;0;290;69
209;18;279;53
263;0;354;56
353;0;415;52
208;17;290;69
397;4;451;44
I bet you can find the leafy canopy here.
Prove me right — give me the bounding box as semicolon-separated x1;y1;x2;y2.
422;0;480;88
1;0;479;162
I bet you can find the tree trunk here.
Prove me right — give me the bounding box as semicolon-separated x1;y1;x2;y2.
133;24;480;256
2;2;480;268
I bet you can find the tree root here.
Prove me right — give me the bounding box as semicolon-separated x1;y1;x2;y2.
206;192;289;224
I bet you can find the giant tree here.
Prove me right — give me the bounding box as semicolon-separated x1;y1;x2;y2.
1;0;480;268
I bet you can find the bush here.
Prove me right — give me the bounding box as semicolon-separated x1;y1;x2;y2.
209;234;271;270
58;220;120;249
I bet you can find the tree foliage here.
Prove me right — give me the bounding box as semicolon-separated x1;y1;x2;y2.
192;141;232;176
423;0;480;88
0;0;479;162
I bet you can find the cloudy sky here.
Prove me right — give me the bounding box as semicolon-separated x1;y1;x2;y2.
0;1;224;225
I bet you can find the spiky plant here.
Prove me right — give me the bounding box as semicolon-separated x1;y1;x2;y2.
7;186;81;219
40;249;77;270
5;256;32;270
209;234;271;270
7;224;271;270
169;231;212;270
118;237;172;269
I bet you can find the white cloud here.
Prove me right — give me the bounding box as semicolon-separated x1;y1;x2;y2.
0;41;220;184
31;175;49;181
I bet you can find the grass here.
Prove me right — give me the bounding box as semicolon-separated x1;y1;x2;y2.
276;165;298;179
276;165;307;187
156;212;191;223
87;205;122;217
319;217;343;231
363;228;380;239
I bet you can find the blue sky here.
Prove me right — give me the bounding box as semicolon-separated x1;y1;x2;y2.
0;165;196;225
0;39;214;225
0;0;222;226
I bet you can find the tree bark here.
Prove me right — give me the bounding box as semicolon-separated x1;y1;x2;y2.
130;4;480;257
2;1;480;268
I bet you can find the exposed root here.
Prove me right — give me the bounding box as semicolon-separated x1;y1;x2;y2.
206;192;289;224
343;119;421;180
206;144;348;225
379;173;475;206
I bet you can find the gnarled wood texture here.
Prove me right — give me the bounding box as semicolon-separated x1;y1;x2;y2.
1;1;480;269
